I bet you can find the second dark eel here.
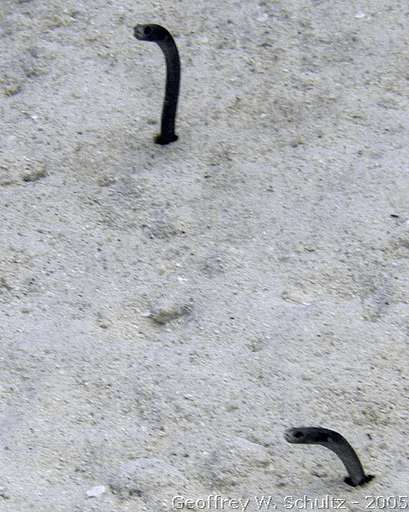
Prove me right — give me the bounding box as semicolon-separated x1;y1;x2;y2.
285;427;374;486
134;24;180;145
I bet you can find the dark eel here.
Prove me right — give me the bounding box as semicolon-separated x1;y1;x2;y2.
134;24;180;145
285;427;374;487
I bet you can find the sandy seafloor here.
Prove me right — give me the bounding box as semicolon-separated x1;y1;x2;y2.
1;0;409;511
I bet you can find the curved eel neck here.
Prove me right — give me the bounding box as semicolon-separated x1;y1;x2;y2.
321;432;369;486
155;35;180;144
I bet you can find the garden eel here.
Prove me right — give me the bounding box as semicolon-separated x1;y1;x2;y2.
134;24;180;145
285;427;374;486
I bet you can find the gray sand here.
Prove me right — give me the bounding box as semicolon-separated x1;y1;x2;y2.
1;0;409;511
